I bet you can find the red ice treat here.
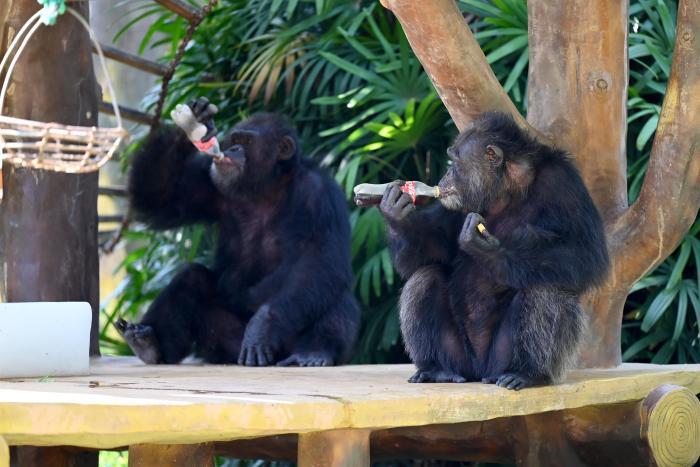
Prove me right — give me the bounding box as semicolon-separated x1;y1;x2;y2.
352;181;443;206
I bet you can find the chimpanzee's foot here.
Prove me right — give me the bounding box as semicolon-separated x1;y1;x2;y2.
481;372;547;390
276;351;335;367
408;368;467;383
115;318;162;364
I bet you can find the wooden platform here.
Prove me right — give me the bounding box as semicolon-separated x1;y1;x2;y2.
1;357;699;466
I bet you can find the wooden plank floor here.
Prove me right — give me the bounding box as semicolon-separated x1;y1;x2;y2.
0;357;698;449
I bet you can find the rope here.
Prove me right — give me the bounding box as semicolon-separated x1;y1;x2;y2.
101;0;218;254
150;0;218;129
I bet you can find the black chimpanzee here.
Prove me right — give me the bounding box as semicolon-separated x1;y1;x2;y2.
380;112;609;390
116;98;360;367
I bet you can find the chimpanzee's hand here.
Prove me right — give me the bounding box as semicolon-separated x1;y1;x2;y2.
187;97;218;142
379;181;415;224
238;304;280;366
459;212;500;255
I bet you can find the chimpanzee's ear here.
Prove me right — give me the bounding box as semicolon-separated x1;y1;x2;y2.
506;159;534;189
486;144;504;166
278;135;297;161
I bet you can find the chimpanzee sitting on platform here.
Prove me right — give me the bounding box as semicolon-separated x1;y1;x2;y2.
117;98;360;367
380;112;609;389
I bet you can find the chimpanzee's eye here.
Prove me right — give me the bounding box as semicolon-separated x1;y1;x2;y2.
486;146;496;157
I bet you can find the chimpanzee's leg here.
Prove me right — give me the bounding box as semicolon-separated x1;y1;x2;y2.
482;286;585;390
277;290;360;367
400;265;472;383
116;263;243;364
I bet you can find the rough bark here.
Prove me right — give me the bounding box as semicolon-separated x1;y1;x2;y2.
0;0;100;355
526;1;629;223
380;0;700;368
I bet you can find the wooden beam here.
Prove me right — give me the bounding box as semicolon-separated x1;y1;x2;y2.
154;0;198;21
98;186;127;197
129;443;214;467
12;447;98;467
98;215;124;224
100;101;153;125
297;429;370;467
95;43;167;76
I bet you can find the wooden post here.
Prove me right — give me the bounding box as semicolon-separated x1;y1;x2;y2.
0;1;100;466
297;429;370;467
0;437;7;467
0;1;100;350
128;443;214;467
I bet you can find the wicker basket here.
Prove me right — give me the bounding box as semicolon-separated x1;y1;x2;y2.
0;7;127;176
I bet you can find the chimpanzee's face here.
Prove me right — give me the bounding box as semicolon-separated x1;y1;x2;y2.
210;119;297;194
438;130;505;213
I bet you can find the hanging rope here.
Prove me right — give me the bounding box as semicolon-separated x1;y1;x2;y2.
100;0;218;254
151;0;219;128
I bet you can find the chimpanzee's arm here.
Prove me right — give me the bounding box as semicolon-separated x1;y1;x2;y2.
459;211;608;292
128;126;220;229
386;203;463;279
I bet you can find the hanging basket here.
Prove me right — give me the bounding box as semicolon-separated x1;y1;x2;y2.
0;7;127;175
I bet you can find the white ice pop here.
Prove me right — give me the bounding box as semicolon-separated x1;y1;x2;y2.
170;103;223;159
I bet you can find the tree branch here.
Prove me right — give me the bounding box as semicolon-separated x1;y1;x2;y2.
612;0;700;285
379;0;528;132
526;1;629;223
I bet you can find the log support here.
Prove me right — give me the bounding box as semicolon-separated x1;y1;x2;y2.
128;443;214;467
218;385;700;467
297;429;370;467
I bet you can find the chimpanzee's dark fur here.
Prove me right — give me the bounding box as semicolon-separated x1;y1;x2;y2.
380;112;609;389
117;99;360;367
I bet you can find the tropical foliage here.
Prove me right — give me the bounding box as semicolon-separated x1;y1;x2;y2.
102;0;698;365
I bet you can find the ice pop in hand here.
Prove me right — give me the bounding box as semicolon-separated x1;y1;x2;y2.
353;181;447;206
170;103;223;160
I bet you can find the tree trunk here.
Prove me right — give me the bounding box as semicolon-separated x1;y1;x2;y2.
380;0;700;368
0;0;100;355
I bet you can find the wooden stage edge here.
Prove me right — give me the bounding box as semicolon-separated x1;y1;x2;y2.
0;357;698;466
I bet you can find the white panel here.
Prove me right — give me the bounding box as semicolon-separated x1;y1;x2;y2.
0;302;91;378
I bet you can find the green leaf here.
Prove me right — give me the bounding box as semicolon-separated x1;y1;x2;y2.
651;340;675;364
622;330;670;361
629;275;666;293
485;35;528;64
635;114;659;150
641;286;679;332
666;240;691;289
503;47;528;93
672;287;688;342
686;284;700;336
319;51;385;88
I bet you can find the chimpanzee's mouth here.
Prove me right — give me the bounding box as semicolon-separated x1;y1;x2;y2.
215;156;234;166
216;144;244;167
